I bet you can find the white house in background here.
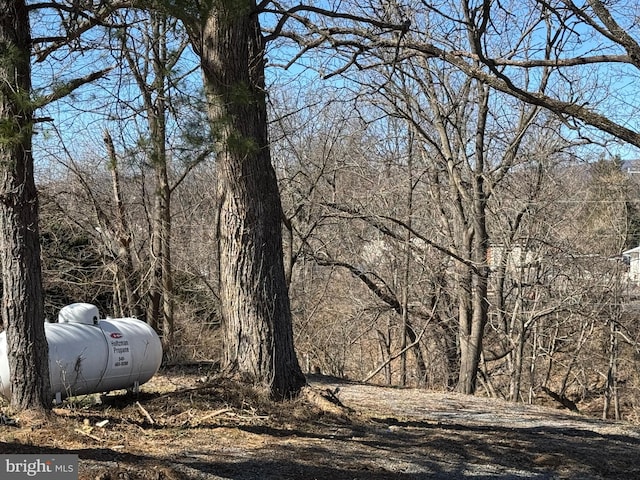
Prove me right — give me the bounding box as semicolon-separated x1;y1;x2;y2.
486;244;540;272
623;246;640;284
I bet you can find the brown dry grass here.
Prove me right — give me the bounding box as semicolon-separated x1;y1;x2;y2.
1;366;640;479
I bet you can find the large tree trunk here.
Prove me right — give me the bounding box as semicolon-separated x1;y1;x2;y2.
196;1;305;399
0;0;51;411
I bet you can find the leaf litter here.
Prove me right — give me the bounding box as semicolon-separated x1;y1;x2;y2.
0;366;639;479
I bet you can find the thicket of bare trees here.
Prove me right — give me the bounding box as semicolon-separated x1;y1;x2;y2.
266;0;640;413
4;0;640;417
272;86;640;415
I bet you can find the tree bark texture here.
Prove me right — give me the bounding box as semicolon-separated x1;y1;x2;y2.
0;0;51;411
197;1;305;399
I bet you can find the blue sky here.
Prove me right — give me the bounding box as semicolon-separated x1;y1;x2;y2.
27;0;640;182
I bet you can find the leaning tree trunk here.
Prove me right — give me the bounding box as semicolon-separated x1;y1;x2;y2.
0;0;51;411
196;1;305;399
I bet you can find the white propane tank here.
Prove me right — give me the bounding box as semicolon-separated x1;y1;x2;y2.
0;303;163;402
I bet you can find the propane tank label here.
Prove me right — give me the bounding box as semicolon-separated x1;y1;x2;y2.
109;333;131;368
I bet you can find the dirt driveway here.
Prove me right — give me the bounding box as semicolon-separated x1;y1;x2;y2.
1;369;640;479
